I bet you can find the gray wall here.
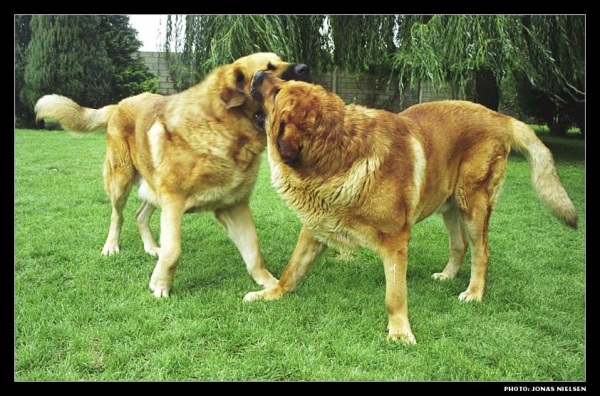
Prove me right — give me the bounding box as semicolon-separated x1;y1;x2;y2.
312;70;461;113
136;51;178;95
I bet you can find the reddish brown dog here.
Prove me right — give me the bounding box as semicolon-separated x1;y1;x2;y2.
245;72;578;344
35;53;310;298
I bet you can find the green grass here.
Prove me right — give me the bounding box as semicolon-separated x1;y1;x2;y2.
14;128;585;382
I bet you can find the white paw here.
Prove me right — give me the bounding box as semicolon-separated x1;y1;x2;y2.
458;291;482;302
149;280;170;298
145;247;161;257
388;332;417;345
149;270;172;298
431;272;452;281
243;291;262;302
101;244;120;256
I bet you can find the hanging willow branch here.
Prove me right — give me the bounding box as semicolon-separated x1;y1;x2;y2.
329;15;398;75
393;15;521;96
393;15;584;103
521;15;585;102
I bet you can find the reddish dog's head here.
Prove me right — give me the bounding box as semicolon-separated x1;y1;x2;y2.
250;71;345;166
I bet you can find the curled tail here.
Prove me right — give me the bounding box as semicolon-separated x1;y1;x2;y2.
510;119;578;229
35;94;116;133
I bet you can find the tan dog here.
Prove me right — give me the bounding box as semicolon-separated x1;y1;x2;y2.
245;72;578;344
34;53;311;298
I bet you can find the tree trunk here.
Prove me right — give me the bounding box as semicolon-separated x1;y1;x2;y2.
475;68;500;111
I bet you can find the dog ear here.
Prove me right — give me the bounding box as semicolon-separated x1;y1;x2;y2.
276;121;302;165
220;67;246;108
220;88;246;108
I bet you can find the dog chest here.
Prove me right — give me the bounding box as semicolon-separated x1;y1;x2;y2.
270;175;376;250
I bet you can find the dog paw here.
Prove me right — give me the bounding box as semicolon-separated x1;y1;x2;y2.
243;285;284;302
387;331;417;345
149;270;172;298
145;247;161;257
243;290;265;302
149;280;171;298
431;272;453;281
244;290;266;302
458;290;483;302
101;244;120;256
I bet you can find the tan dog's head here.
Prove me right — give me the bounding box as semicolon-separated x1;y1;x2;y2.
250;71;345;166
216;52;311;129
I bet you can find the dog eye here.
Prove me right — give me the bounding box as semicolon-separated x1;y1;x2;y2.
278;121;285;136
267;63;276;71
273;88;281;99
235;70;244;86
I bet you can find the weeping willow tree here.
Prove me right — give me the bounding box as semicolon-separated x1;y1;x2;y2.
519;15;585;103
163;15;331;90
329;15;398;75
161;14;584;130
393;15;585;112
515;15;585;135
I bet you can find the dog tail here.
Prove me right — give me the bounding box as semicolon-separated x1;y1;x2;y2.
510;119;578;229
35;94;116;133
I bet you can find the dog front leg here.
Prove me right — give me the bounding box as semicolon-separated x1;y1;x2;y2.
148;197;185;298
243;224;326;301
215;203;278;288
378;227;416;344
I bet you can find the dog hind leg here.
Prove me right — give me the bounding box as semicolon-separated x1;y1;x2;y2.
432;205;468;281
101;135;135;255
135;201;160;256
458;198;492;302
455;151;507;302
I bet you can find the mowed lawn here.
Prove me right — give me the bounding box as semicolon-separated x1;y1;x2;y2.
14;128;585;382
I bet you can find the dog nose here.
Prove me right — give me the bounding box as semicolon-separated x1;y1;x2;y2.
294;64;309;77
251;71;267;100
253;71;267;86
294;64;311;82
